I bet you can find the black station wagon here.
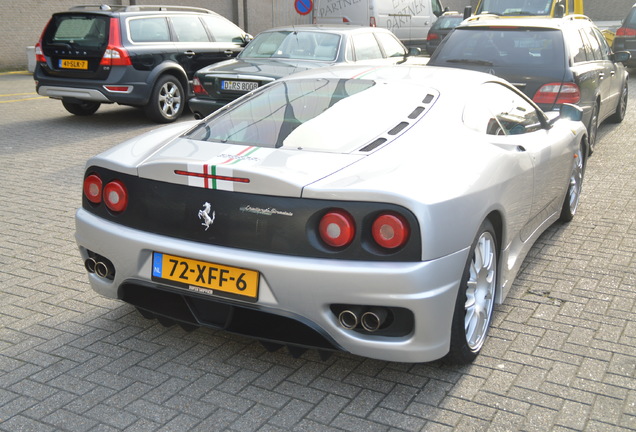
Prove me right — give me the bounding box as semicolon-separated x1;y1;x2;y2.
34;5;251;123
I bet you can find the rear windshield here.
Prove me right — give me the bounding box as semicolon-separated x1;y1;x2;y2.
46;14;109;48
477;0;553;16
185;78;431;153
431;16;464;30
239;31;341;61
434;28;564;68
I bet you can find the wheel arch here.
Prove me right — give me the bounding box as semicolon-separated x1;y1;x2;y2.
485;210;505;303
146;62;189;99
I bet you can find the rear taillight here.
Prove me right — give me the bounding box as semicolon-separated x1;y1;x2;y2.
103;180;128;213
427;32;440;41
533;82;580;105
100;18;131;66
616;26;636;37
319;210;356;248
372;213;410;249
192;77;208;96
83;173;128;212
83;174;103;204
370;16;376;27
35;18;51;63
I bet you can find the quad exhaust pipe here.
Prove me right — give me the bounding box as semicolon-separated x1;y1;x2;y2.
84;253;115;280
337;306;389;332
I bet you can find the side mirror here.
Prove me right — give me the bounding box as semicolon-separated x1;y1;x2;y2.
463;6;472;20
244;34;254;44
560;103;583;122
612;51;631;63
554;4;565;18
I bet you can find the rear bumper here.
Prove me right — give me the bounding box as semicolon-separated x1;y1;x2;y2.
76;208;469;363
188;96;235;118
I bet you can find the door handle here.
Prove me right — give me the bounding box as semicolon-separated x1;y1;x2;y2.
224;50;234;57
599;72;605;79
184;50;195;57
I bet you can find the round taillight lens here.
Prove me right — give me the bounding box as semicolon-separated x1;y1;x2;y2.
83;174;103;204
103;180;128;213
372;213;410;249
319;210;355;248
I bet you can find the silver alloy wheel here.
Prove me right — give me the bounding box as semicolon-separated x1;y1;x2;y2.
567;142;584;214
464;231;496;351
158;81;182;120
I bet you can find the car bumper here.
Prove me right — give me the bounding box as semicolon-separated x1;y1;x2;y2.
188;96;235;118
75;208;469;363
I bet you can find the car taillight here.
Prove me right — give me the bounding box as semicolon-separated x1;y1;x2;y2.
616;26;636;36
319;210;356;248
370;16;376;27
35;18;50;63
103;180;128;213
83;174;103;204
372;213;410;249
100;17;131;66
192;77;208;96
533;82;580;105
427;32;440;41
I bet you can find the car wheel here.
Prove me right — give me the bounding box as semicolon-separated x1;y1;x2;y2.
608;81;628;124
144;75;184;123
62;100;100;116
559;137;586;222
445;219;497;364
587;101;599;154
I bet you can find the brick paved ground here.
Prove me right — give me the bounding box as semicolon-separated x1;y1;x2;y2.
1;71;635;431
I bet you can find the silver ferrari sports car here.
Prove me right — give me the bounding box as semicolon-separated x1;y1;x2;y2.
76;64;588;364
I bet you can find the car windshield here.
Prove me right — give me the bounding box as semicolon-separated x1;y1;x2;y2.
239;30;341;61
434;28;564;68
185;78;429;153
477;0;553;15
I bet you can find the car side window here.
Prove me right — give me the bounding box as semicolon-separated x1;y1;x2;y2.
375;32;407;57
581;26;603;60
352;33;384;60
463;83;542;135
201;15;245;43
566;28;588;63
592;27;611;60
171;16;210;43
128;17;171;43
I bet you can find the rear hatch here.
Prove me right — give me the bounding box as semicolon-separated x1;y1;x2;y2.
39;12;111;79
429;27;567;109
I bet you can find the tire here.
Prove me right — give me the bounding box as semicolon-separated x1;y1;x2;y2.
62;100;100;116
607;81;628;124
144;75;184;123
587;101;599;154
445;219;498;364
559;136;586;222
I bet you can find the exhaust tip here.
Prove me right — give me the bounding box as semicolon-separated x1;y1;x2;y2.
193;112;202;120
84;257;97;273
361;308;389;332
95;261;112;278
338;309;359;330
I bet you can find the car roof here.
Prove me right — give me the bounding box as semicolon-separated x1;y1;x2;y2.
458;15;595;30
258;24;395;34
277;64;507;90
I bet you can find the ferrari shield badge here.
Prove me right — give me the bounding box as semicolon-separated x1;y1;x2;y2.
198;202;216;231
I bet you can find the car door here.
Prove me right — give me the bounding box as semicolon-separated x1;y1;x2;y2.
471;82;572;240
588;26;622;120
170;15;244;79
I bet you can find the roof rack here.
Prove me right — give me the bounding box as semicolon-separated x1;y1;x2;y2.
69;4;215;14
562;14;592;22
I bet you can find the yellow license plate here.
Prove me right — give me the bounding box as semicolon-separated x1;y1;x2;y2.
152;252;259;301
60;59;88;70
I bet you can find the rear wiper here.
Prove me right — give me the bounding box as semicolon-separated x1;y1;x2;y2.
445;59;494;66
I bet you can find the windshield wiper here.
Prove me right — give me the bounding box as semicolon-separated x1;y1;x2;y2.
445;59;494;66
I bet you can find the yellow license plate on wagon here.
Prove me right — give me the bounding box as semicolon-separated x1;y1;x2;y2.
152;252;259;301
60;59;88;70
